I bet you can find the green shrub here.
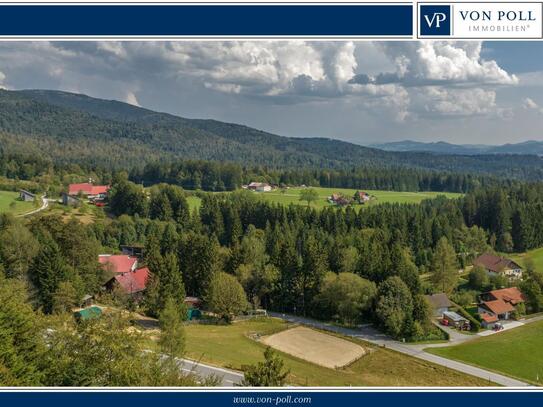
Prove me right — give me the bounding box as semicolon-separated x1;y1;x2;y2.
453;304;481;332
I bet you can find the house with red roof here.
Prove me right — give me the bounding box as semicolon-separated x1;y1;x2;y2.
99;254;138;274
100;253;150;299
63;182;110;206
477;287;525;328
107;267;150;296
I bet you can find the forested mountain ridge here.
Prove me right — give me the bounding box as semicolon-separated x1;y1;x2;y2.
373;140;543;156
2;89;543;180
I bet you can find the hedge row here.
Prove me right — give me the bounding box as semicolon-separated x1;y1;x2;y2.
453;304;481;332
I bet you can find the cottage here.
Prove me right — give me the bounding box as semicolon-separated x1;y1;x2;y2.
104;267;150;300
354;190;371;204
19;189;35;202
473;253;523;279
99;254;139;274
478;287;525;328
247;182;272;192
425;293;453;317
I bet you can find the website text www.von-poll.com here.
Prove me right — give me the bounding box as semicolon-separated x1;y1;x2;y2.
232;395;312;405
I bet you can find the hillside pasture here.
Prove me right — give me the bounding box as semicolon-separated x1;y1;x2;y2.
258;187;461;209
510;247;543;273
0;190;35;215
185;187;461;212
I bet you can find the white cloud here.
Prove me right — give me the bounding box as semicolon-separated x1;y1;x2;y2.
0;71;5;89
419;87;497;117
0;41;520;122
522;97;543;115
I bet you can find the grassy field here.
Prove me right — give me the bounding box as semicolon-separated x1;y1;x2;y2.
427;319;543;385
184;318;489;386
186;187;461;212
0;190;35;215
510;247;543;273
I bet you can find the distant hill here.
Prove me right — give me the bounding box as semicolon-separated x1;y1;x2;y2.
2;89;543;180
371;140;543;156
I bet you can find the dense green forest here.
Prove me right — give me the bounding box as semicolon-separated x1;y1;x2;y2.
2;89;543;181
4;173;543;384
0;149;519;194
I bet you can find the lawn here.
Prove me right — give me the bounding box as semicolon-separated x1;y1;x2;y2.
184;318;489;386
185;187;461;212
427;319;543;385
0;190;36;215
510;247;543;273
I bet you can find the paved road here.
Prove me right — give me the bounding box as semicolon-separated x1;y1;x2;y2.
179;358;243;386
269;312;530;387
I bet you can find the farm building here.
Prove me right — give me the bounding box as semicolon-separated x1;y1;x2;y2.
19;189;36;202
329;193;351;207
425;293;452;317
63;183;110;206
61;192;82;207
80;294;94;308
354;190;371;204
473;253;523;279
442;311;470;330
247;182;272;192
68;182;110;199
477;287;525;327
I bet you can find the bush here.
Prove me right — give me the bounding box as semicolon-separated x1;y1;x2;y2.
453;304;481;332
451;290;477;307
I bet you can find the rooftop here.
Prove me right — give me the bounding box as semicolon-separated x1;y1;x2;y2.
99;254;138;274
425;293;452;309
473;253;522;274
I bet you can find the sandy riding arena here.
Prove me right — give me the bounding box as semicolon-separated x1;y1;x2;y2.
262;326;366;368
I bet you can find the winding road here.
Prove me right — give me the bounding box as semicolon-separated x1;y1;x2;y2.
15;194;51;217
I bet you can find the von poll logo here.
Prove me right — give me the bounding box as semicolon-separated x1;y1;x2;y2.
420;4;451;36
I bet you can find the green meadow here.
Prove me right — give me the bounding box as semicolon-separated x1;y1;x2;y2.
185;187;461;211
0;190;35;215
427;319;543;385
509;247;543;273
184;318;488;387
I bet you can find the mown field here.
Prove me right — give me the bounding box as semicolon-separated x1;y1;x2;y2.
0;190;35;215
427;319;543;385
509;247;543;273
186;187;462;212
184;318;489;386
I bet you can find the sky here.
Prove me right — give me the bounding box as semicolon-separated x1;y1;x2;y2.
1;40;543;145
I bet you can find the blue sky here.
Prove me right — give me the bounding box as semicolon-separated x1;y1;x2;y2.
0;41;542;145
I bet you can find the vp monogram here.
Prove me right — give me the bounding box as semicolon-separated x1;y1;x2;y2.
424;12;448;28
